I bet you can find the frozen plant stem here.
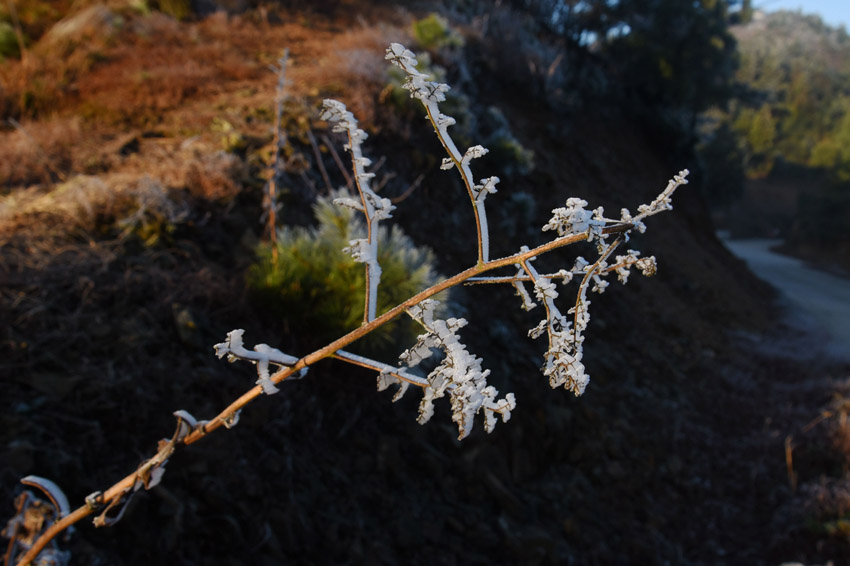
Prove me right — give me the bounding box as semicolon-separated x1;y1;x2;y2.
8;41;690;566
321;100;395;323
385;43;497;265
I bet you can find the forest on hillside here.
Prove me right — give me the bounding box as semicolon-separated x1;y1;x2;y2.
1;1;849;565
699;8;850;270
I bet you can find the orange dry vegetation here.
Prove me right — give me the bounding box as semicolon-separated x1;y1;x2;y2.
0;117;82;187
0;1;410;232
1;5;406;127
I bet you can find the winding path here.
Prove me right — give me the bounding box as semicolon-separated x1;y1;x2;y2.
724;238;850;362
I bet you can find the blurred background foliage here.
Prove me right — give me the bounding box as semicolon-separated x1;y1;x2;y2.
695;8;850;268
247;193;444;354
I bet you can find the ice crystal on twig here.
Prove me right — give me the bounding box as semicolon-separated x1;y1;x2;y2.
321;99;395;322
214;329;304;394
543;197;605;239
516;251;589;394
386;42;495;263
400;300;516;439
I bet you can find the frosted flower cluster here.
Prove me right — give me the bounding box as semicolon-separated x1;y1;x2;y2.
503;171;688;396
613;250;657;283
516;252;589;395
543;198;605;239
399;300;516;440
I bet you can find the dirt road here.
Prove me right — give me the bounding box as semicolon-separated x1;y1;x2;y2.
724;238;850;362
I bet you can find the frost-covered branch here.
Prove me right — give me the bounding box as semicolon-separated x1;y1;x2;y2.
321;99;395;322
7;42;690;565
385;43;497;264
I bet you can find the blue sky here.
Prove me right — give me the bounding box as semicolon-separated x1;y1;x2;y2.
755;0;850;29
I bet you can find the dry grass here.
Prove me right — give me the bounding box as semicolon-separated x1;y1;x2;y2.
0;135;245;242
0;117;82;188
291;24;408;126
0;5;405;125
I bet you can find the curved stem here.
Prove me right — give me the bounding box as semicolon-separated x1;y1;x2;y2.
345;126;378;323
16;506;88;566
572;236;624;347
423;104;487;264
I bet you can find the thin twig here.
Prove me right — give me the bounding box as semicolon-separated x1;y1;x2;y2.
266;49;290;261
423;104;487;264
465;258;645;285
390;173;424;205
306;130;333;194
785;435;797;492
572;236;623;347
320;133;353;189
332;350;427;387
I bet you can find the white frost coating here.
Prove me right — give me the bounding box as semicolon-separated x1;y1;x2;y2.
555;268;574;284
533;277;558;301
147;467;166;490
542;170;688;245
401;300;516;439
333;197;365;212
635;256;657;276
519;252;588;395
476;200;490;262
214;329;304;394
610;250;656;284
322;99;395;322
21;476;71;518
475;176;500;201
463;170;686;401
343;238;375;264
543;197;604;239
634;169;689;222
386;43;494;262
172;410;199;440
511;265;537;311
336;349;428;388
463;145;489;163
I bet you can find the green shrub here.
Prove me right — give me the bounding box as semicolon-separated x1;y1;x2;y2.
154;0;192;21
0;21;21;59
247;193;445;353
481;106;534;176
488;134;534;176
411;13;463;51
